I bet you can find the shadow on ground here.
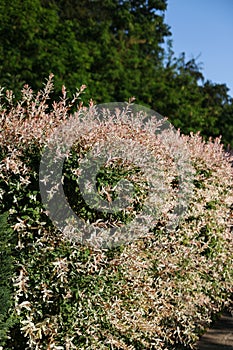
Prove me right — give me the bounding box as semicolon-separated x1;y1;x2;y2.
197;310;233;350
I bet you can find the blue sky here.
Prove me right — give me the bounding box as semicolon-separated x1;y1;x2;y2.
164;0;233;97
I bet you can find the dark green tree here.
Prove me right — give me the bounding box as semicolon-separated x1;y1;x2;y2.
0;0;91;96
0;0;170;101
218;99;233;149
0;0;232;145
149;51;233;147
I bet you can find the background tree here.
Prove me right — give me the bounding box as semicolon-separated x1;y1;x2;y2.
0;0;91;96
0;0;170;100
0;0;232;146
149;52;233;148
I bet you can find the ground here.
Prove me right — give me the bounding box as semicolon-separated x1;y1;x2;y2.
197;310;233;349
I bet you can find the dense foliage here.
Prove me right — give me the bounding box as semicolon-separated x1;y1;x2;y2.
0;0;233;147
0;1;233;347
0;78;232;349
0;212;17;345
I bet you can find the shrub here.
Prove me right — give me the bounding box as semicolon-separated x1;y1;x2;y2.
0;211;18;347
0;76;232;349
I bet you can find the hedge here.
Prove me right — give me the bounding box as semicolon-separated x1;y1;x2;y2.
0;76;232;349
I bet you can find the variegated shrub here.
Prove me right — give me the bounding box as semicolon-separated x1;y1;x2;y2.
0;76;232;349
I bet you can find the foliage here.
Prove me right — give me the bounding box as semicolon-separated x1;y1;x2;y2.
0;78;232;349
0;211;18;346
0;0;170;101
0;0;233;146
0;0;90;100
148;53;233;148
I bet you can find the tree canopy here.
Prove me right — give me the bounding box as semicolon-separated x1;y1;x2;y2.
0;0;232;147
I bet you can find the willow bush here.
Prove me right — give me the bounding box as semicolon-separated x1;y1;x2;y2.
0;76;232;349
0;211;18;346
